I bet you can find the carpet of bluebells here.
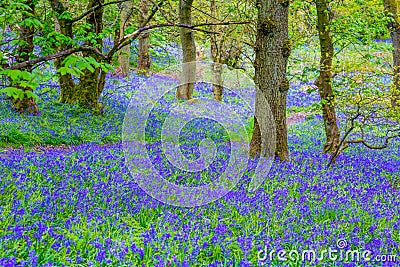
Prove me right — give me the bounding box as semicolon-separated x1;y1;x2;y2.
1;57;400;266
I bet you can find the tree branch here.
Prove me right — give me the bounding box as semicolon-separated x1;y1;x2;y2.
4;46;106;70
107;0;165;60
72;0;129;22
347;128;400;149
108;21;251;60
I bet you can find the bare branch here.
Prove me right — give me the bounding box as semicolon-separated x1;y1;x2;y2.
107;0;166;59
347;132;400;149
72;0;129;23
108;21;249;60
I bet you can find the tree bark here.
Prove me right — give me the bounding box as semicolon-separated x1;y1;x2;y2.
77;0;104;109
210;0;223;101
383;0;400;107
50;0;76;104
177;0;196;100
212;62;223;101
138;0;151;74
315;0;341;154
13;0;38;114
118;0;132;77
250;0;290;161
114;27;120;52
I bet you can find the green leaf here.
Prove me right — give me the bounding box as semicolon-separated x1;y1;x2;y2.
57;67;83;76
23;17;43;28
58;11;72;20
0;87;24;99
62;55;79;67
24;90;39;100
0;69;34;82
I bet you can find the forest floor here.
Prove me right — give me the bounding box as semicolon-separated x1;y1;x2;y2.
0;111;311;155
1;69;399;266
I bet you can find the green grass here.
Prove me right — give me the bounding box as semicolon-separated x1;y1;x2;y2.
0;98;122;150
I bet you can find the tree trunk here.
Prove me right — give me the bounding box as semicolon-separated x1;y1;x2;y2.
210;0;223;101
13;0;38;114
138;0;151;74
114;27;120;52
77;0;104;109
50;0;76;104
315;0;341;154
118;0;132;77
384;0;400;107
177;0;196;100
54;15;61;32
212;62;223;101
250;0;290;161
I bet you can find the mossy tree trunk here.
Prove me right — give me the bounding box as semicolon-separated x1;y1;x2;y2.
50;0;76;104
250;0;290;161
77;0;104;110
118;0;132;77
51;0;105;109
138;0;151;74
177;0;196;100
315;0;341;154
384;0;400;108
13;0;38;114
